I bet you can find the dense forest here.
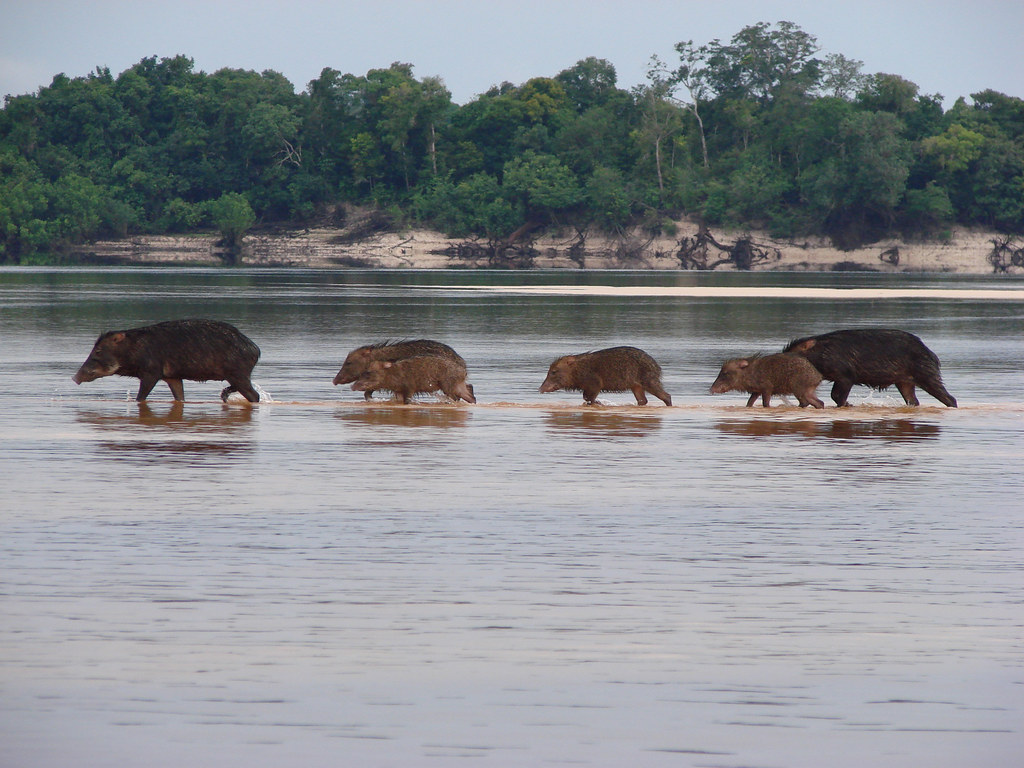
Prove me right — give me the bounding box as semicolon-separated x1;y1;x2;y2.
2;21;1023;264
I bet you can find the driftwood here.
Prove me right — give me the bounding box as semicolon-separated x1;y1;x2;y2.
676;225;782;270
879;246;900;266
987;236;1024;273
442;238;537;269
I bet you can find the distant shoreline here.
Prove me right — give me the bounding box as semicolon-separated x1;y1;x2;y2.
69;221;1021;275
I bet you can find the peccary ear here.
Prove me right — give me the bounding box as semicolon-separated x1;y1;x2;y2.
382;361;394;368
738;359;750;368
793;339;815;352
109;332;127;344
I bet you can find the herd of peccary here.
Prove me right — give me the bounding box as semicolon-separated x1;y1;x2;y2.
72;319;958;408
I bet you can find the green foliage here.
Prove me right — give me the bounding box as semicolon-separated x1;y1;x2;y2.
901;182;954;237
503;151;581;218
1;24;1022;262
207;192;255;248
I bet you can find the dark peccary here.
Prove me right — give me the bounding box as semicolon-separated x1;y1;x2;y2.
334;340;469;400
73;319;261;403
710;353;825;408
783;329;957;407
539;346;672;406
350;356;476;404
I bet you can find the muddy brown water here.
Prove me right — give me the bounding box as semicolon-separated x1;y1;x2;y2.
2;268;1022;767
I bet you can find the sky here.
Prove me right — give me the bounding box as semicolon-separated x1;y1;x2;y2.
1;0;1022;108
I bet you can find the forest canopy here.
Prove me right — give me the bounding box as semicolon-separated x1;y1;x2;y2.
2;21;1022;263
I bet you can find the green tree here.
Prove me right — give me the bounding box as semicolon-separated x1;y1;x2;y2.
208;191;255;259
800;111;911;247
503;151;581;225
703;21;822;103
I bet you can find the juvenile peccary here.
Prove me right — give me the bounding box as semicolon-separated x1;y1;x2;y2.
710;353;824;408
539;346;672;406
350;356;476;404
72;319;261;402
783;328;957;407
334;340;469;400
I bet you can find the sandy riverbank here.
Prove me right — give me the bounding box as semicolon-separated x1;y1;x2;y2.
73;219;1020;274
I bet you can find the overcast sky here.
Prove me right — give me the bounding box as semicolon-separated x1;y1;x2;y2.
2;0;1021;108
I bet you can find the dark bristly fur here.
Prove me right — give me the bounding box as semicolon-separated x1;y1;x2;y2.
72;319;261;402
783;328;956;407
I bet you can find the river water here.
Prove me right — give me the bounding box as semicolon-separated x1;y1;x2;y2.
1;268;1022;768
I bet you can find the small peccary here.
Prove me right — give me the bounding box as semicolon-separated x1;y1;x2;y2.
351;355;476;404
539;346;672;406
334;340;468;400
72;319;261;402
783;328;957;407
710;353;824;408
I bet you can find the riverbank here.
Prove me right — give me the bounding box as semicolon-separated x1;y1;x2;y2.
70;220;1018;274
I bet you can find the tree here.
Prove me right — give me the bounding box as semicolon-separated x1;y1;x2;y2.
556;57;619;111
668;43;711;167
800;111;911;247
208;192;255;259
583;166;633;231
635;61;685;193
703;21;821;103
503;151;581;224
816;53;867;100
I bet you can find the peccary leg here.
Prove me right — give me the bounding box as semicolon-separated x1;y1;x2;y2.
830;380;853;407
454;382;476;404
646;383;673;406
581;386;601;405
363;390;375;401
895;380;920;406
745;392;759;407
221;380;259;403
760;392;773;407
921;382;957;407
798;390;825;409
136;375;161;401
442;382;476;404
235;380;260;403
166;378;185;401
630;385;649;406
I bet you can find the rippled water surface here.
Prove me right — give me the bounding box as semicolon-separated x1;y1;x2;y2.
2;268;1023;767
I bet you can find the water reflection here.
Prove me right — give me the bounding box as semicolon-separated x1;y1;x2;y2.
715;417;941;441
335;404;471;429
92;438;253;463
545;409;663;439
77;402;257;431
77;403;257;464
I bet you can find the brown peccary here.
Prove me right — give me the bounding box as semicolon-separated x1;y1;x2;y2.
539;346;672;406
334;340;469;400
710;353;824;408
73;319;261;402
350;355;476;404
783;328;957;407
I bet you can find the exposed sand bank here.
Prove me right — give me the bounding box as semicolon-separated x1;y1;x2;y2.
73;219;1021;274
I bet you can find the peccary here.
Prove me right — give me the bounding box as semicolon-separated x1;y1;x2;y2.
710;353;824;408
783;329;957;407
334;340;469;400
350;355;476;404
539;346;672;406
73;319;261;402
